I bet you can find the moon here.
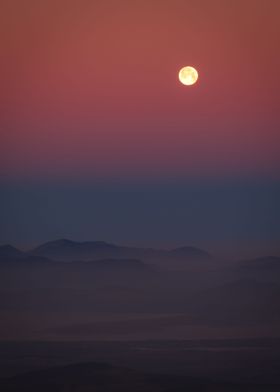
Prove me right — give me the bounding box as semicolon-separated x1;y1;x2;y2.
178;66;198;86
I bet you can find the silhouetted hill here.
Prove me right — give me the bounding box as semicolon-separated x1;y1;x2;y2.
235;256;280;282
0;245;25;260
0;362;160;392
31;239;119;261
0;361;194;392
30;239;212;265
240;256;280;270
1;361;278;392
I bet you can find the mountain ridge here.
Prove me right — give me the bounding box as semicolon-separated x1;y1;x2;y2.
29;239;212;263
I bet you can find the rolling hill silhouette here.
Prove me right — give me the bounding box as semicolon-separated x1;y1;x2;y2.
0;245;25;259
1;361;278;392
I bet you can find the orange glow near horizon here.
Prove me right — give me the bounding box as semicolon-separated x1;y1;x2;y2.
0;0;279;180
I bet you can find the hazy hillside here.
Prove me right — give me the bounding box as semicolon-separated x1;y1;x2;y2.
0;242;279;340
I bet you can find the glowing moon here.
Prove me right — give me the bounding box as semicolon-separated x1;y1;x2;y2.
178;66;198;86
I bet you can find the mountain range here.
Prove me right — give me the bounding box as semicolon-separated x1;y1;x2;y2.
0;239;212;271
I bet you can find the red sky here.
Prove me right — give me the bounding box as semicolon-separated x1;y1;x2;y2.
1;0;280;180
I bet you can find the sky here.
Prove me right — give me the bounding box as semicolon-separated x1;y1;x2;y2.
0;0;280;255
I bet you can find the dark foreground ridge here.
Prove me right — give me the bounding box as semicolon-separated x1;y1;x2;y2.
1;361;279;392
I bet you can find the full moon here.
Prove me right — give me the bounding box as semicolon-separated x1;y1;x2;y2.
178;66;198;86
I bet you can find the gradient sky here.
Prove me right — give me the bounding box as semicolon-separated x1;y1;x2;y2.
0;0;279;254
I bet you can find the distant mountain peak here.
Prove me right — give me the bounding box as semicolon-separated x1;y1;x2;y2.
241;255;280;270
35;239;77;249
34;239;116;249
0;244;18;251
0;244;24;258
29;239;212;264
31;239;120;261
